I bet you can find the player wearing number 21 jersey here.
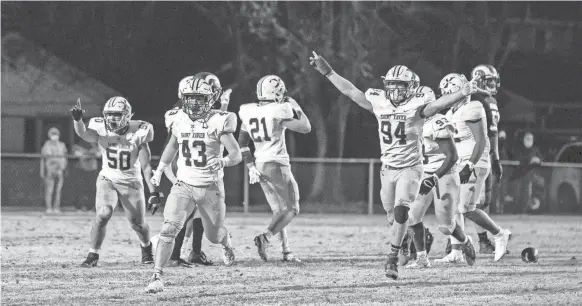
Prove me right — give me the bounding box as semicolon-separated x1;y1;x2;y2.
310;51;484;280
238;75;311;263
70;96;162;268
145;76;241;294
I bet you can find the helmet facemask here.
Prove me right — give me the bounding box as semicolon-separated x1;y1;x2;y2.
384;80;412;105
182;93;213;121
104;110;132;133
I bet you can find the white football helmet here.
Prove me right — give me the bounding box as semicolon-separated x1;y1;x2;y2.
257;75;287;102
178;76;215;120
416;86;436;103
439;73;469;106
382;65;415;104
103;96;133;132
193;72;222;103
471;64;500;95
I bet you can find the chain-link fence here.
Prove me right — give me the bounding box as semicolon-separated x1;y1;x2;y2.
2;154;582;214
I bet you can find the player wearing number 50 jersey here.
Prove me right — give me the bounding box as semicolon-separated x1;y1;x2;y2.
238;75;311;263
70;97;162;268
405;85;477;269
310;51;485;280
434;73;511;265
145;76;241;294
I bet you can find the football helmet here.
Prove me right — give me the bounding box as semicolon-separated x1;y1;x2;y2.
382;65;415;105
471;64;500;95
257;75;287;102
178;76;215;121
103;96;133;132
192;72;222;103
439;73;469;106
416;86;436;103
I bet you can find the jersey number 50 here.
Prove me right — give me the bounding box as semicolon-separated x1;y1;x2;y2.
182;140;207;167
381;121;407;145
106;148;131;170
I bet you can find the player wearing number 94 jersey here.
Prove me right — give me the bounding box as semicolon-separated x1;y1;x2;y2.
309;51;484;280
145;76;241;294
238;75;311;263
70;96;162;268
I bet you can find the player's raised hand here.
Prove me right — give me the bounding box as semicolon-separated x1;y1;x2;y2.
309;51;334;76
220;88;233;105
462;75;487;96
70;98;85;122
148;192;164;215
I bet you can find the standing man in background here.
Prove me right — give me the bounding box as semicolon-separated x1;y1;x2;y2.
41;127;68;214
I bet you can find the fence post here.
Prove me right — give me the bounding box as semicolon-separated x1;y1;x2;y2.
243;165;249;214
367;159;374;215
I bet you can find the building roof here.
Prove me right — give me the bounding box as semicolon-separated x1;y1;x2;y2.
1;32;122;117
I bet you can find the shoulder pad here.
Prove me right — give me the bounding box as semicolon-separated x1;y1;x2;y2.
365;88;388;111
459;101;486;121
164;108;181;129
277;102;295;121
88;117;106;134
238;103;254;119
132;120;154;144
210;111;237;134
429;114;454;139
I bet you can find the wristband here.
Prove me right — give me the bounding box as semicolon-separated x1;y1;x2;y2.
465;161;475;171
325;70;336;78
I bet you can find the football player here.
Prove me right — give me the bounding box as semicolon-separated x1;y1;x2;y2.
70;97;162;267
238;75;311;262
158;72;231;267
471;64;503;254
310;52;483;279
406;85;477;268
145;76;241;293
434;73;511;264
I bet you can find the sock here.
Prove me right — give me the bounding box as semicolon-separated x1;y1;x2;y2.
451;249;462;256
477;232;489;242
416;250;427;258
89;248;99;254
389;244;401;256
192;218;204;254
410;222;426;252
171;226;186;260
263;230;274;240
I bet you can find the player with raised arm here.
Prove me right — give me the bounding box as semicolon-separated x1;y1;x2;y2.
145;76;241;293
70;97;163;267
309;52;484;280
434;73;511;264
405;85;477;268
238;75;311;262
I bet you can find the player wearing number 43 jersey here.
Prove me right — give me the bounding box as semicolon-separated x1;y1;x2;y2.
310;51;486;280
70;97;163;268
238;75;311;263
145;76;241;294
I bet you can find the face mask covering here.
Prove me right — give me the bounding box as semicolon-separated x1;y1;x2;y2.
523;135;533;149
50;135;59;141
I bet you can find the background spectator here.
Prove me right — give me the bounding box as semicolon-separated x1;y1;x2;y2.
40;127;68;214
72;142;101;212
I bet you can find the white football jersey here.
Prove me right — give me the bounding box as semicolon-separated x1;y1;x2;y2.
170;110;237;186
365;89;431;168
422;114;456;173
87;118;154;182
238;100;297;166
164;104;182;132
446;100;490;168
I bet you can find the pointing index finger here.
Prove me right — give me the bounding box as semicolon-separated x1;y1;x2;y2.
77;98;82;108
312;51;318;58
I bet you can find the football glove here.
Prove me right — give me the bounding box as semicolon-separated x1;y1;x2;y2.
248;166;263;185
70;98;85;122
459;162;475;184
309;51;334;76
150;169;164;187
491;159;503;180
148;192;164;215
419;174;439;196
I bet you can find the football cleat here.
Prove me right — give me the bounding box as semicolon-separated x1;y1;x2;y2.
282;252;302;263
479;238;496;254
493;229;511;262
145;273;164;294
444;237;452;255
81;252;99;267
141;243;154;264
384;254;399;280
188;251;214;266
254;234;270;262
434;252;465;264
461;236;476;266
405;253;431;269
167;258;193;268
222;245;236;266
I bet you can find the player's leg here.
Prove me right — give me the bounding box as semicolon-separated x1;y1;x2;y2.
53;170;64;213
195;180;235;266
384;164;422;280
146;183;196;293
179;210;195;257
462;167;511;261
44;172;55;213
475;173;495;254
81;176;117;267
188;209;213;265
117;180;153;264
433;173;476;265
405;178;434;269
168;209;195;267
254;163;299;262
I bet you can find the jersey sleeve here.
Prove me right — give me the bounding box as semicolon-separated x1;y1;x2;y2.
277;102;295;121
364;88;386;111
431;115;455;139
87;117;105;135
459;101;486;122
417;86;436;102
238;105;249;132
136;121;154;144
164;109;179;131
222;112;238;134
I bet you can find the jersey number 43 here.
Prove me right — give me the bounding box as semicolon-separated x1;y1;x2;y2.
381;121;407;145
181;140;207;167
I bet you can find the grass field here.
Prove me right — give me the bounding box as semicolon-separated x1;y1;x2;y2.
1;211;581;306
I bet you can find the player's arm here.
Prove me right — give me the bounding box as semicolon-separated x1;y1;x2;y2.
152;134;179;180
237;125;255;168
309;52;372;111
434;136;459;178
467;118;487;166
220;88;233;111
419;77;485;119
138;142;160;194
73;119;99;143
40;143;47;178
161;129;178;184
282;99;311;134
219;133;243;168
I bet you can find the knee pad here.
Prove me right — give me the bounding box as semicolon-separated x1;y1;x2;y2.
159;221;182;242
438;221;456;235
393;205;410;224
